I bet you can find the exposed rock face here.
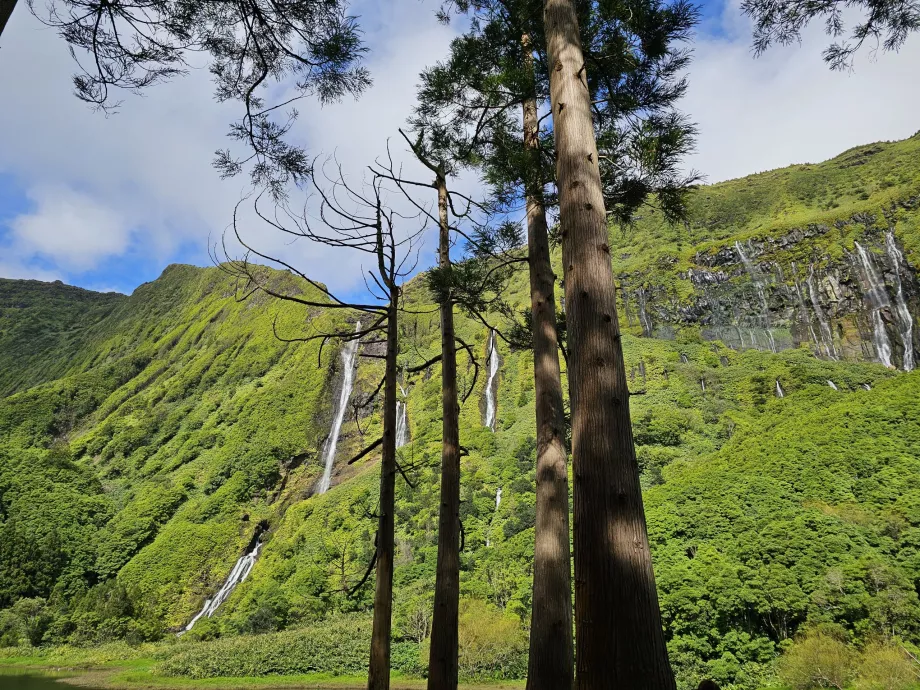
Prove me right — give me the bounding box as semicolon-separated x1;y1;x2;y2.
618;215;919;371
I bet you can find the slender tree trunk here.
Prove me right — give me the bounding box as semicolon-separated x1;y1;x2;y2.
542;2;675;689
0;0;18;40
426;175;461;690
368;301;399;690
521;33;574;690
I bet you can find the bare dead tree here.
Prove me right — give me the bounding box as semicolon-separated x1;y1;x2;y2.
216;158;424;690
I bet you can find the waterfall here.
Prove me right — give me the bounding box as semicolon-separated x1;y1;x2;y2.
636;288;653;336
484;330;500;430
884;232;915;371
827;380;838;390
395;401;409;449
680;353;689;364
181;534;264;634
862;383;872;391
735;241;770;317
317;322;362;494
775;379;785;398
791;262;821;351
854;243;894;368
495;487;502;510
806;270;837;359
700;378;706;392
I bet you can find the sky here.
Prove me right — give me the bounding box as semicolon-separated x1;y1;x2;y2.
0;0;918;297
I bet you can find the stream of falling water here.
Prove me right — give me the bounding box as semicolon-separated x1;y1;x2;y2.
484;330;500;430
827;380;838;390
775;379;785;398
854;243;894;368
806;270;837;359
395;401;409;449
884;232;915;371
317;322;362;494
181;535;264;634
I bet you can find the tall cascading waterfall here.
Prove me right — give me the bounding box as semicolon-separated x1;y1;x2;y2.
317;322;362;494
775;379;785;398
806;270;838;360
854;243;894;368
884;232;915;371
735;241;775;351
484;330;500;431
395;401;409;449
181;530;264;634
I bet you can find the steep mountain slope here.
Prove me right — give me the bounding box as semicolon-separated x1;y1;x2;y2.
1;136;919;690
612;132;920;371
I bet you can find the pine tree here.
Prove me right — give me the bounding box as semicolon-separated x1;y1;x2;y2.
415;0;697;687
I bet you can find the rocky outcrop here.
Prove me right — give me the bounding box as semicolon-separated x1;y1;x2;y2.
618;215;919;371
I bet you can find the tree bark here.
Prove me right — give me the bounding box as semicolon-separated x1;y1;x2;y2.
426;174;461;690
0;0;18;40
521;33;574;690
542;2;675;689
368;300;399;690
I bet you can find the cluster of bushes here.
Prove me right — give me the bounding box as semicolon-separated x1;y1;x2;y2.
778;627;920;690
158;601;527;681
0;582;161;648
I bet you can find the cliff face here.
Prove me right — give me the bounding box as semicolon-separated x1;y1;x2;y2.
612;134;920;372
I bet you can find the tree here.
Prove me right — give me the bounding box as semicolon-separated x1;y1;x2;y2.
0;0;16;39
543;0;681;687
220;161;423;690
18;0;370;196
414;1;697;687
741;0;920;70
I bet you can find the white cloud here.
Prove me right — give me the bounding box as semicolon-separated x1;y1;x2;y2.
685;2;920;182
10;186;129;271
0;0;917;292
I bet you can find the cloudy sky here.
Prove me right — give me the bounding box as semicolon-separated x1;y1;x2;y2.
0;0;917;296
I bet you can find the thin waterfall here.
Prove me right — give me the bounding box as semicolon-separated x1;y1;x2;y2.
806;270;837;359
775;379;785;398
862;383;872;391
181;533;264;634
680;353;689;364
395;401;409;449
317;322;362;494
495;487;502;510
484;330;500;430
827;380;838;390
735;241;770;315
854;243;894;368
884;232;915;371
636;288;653;336
791;262;821;351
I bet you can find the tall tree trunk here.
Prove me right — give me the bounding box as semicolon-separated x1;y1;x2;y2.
521;33;574;690
426;174;461;690
368;301;399;690
0;0;18;39
542;2;675;688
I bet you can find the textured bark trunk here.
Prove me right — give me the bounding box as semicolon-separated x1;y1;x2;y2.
368;301;399;690
521;33;574;690
542;2;675;689
426;175;461;690
0;0;18;39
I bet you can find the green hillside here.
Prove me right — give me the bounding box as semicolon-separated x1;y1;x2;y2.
2;138;920;690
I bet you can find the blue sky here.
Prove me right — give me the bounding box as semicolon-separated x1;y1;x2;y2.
0;0;918;298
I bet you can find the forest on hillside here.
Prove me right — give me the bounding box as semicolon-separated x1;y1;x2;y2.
1;1;920;690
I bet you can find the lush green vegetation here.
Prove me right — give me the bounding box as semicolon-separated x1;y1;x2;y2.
2;138;920;690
